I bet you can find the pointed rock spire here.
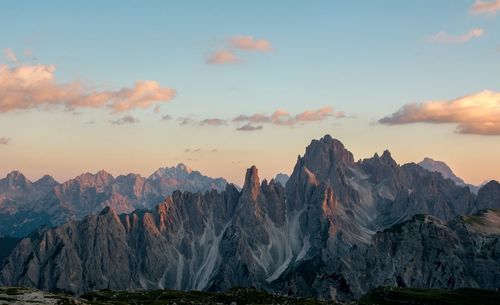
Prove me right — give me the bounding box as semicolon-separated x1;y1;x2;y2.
242;166;261;201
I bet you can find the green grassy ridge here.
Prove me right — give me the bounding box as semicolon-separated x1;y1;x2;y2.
359;287;500;305
2;286;499;305
80;287;331;305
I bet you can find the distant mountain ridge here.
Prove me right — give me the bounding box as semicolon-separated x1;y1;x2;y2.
0;163;229;237
1;135;499;302
418;157;480;193
274;173;289;187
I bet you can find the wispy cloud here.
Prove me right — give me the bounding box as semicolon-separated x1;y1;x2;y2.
207;35;272;65
3;49;18;63
206;50;240;65
379;90;500;135
0;137;11;146
200;118;227;126
471;0;500;15
110;115;139;125
236;123;263;131
427;28;484;43
161;114;172;121
165;106;342;131
230;35;272;52
233;106;341;127
0;63;176;113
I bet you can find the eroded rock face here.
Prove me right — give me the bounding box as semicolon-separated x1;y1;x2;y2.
1;135;499;301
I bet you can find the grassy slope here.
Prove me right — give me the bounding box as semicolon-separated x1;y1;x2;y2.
359;287;500;305
1;286;499;305
81;287;330;305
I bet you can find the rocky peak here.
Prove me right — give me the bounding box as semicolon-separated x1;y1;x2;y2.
176;163;192;174
359;150;400;186
274;173;289;187
304;134;354;164
64;170;114;189
418;157;466;185
367;150;397;166
242;166;260;202
1;171;31;190
33;175;58;186
297;135;354;184
148;163;193;180
380;150;396;165
478;180;499;193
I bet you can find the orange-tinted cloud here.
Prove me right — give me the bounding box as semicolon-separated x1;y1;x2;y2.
379;90;500;135
110;80;175;112
206;35;272;65
233;106;342;128
230;35;272;52
471;0;500;15
0;64;176;113
206;50;240;64
428;28;484;43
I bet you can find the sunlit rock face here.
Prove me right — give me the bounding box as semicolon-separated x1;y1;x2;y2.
1;135;499;302
0;164;229;237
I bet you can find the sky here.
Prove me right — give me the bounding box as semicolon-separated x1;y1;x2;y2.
0;0;499;186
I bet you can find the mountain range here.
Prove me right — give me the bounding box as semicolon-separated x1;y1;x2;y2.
0;164;229;237
0;135;499;302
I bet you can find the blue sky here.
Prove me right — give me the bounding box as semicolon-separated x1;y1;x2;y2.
0;0;499;185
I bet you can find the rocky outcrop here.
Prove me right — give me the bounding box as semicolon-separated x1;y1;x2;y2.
1;135;499;301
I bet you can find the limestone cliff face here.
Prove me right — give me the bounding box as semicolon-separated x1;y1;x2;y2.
354;210;500;295
1;135;499;301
